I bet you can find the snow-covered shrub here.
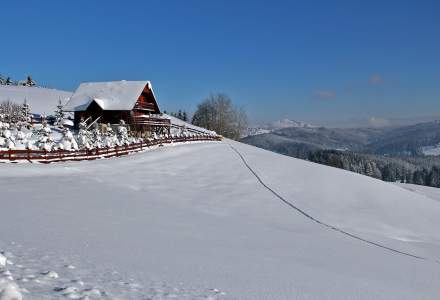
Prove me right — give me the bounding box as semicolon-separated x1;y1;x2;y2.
103;123;117;148
91;123;103;148
77;119;92;149
117;120;130;146
33;121;54;151
15;126;27;144
0;122;15;149
58;127;78;151
0;279;22;300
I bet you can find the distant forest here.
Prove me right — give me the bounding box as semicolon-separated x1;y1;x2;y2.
308;150;440;187
241;126;440;188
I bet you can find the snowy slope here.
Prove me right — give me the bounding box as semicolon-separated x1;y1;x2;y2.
0;85;72;115
0;141;439;299
397;183;440;203
165;113;217;135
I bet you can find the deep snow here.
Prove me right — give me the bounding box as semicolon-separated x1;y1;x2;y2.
0;140;439;299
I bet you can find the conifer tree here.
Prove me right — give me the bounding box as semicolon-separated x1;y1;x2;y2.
54;98;64;126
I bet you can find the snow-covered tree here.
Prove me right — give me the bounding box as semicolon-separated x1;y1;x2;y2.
15;125;27;143
116;120;130;145
33;120;54;151
0;100;21;124
54;98;64;126
21;99;32;128
26;75;36;87
91;123;103;148
77;118;92;149
103;123;117;147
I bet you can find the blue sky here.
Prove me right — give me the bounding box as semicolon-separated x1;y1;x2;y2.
0;0;439;126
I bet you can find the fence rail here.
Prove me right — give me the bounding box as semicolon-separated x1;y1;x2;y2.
0;135;221;163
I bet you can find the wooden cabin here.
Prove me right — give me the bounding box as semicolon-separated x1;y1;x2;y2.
64;80;170;135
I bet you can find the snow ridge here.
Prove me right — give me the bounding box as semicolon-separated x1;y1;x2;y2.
227;142;433;262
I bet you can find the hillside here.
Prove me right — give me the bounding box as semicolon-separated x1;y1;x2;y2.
0;85;72;115
0;141;439;299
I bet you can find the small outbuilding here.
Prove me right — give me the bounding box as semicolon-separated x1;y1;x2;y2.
64;80;170;135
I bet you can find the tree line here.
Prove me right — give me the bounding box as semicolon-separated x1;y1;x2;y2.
308;149;440;187
0;74;37;87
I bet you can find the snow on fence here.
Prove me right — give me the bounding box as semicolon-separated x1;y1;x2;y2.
0;135;221;163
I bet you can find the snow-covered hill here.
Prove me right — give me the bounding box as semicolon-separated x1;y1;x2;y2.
0;85;72;115
0;141;439;299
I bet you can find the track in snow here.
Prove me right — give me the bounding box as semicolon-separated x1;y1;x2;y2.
228;143;434;263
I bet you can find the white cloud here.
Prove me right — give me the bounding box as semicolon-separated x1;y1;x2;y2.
313;90;336;98
368;116;390;127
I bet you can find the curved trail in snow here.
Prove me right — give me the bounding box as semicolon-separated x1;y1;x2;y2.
227;143;436;263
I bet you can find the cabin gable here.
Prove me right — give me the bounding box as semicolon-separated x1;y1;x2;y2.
133;84;161;114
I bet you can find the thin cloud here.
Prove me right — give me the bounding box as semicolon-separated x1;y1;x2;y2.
313;90;336;98
368;116;390;128
369;74;383;85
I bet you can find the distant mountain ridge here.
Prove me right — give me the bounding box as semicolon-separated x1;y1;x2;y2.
245;118;317;136
242;120;440;157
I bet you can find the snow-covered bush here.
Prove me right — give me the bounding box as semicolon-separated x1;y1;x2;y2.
91;123;103;148
33;121;54;151
103;123;117;147
0;122;15;149
77;119;92;149
58;127;78;151
116;120;130;146
0;279;22;300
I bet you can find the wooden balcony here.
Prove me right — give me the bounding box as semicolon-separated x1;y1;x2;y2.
131;115;171;126
133;102;156;111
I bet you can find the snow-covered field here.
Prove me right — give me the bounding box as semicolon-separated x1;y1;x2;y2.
0;86;72;115
0;141;440;299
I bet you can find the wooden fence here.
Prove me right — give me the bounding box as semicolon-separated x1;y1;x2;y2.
0;135;221;163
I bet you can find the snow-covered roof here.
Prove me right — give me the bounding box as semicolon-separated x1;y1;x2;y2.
64;80;156;111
